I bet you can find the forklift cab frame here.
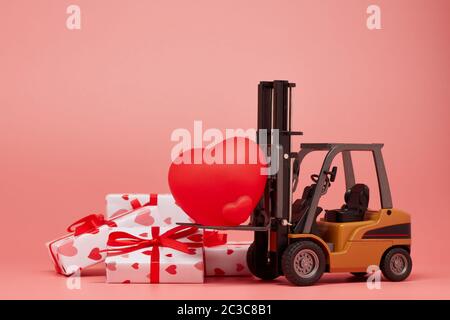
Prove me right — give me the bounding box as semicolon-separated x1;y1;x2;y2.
293;143;393;235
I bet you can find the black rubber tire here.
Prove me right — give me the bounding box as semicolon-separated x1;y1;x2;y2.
380;247;412;282
282;241;326;286
246;242;279;281
351;272;368;278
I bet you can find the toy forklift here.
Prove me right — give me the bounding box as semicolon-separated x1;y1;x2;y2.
182;80;412;286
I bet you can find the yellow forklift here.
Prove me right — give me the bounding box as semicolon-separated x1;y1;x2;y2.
181;80;412;286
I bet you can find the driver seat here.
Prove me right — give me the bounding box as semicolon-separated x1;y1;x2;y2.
325;184;370;223
292;184;323;235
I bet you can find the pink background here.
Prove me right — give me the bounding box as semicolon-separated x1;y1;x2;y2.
1;0;449;299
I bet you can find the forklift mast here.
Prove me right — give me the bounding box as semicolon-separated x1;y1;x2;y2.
253;80;301;274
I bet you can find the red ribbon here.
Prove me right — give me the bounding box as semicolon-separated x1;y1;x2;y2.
130;194;158;210
106;226;203;283
66;214;117;236
203;230;227;247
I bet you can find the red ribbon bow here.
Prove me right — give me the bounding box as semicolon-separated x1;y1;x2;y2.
106;226;203;283
66;214;117;236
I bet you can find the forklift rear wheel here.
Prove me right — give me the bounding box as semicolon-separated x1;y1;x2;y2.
380;247;412;282
282;241;326;286
246;243;279;281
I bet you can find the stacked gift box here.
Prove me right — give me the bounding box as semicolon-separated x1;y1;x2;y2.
47;194;251;283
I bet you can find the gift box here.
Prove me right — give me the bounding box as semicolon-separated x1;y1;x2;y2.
105;193;192;224
204;242;251;276
105;226;204;283
47;205;172;276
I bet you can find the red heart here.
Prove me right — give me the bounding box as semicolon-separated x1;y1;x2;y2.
222;196;253;225
166;253;173;257
214;268;225;276
187;234;203;242
88;247;102;261
168;137;267;226
165;265;177;275
236;263;245;272
163;217;172;225
57;240;78;257
194;261;204;271
131;263;139;270
122;280;130;284
139;232;148;237
226;249;234;255
122;194;129;200
134;209;155;226
142;250;152;256
106;262;117;271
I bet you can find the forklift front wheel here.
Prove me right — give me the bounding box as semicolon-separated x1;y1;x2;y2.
282;240;326;286
246;243;279;281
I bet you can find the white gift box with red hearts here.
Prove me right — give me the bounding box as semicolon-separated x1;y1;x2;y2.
105;193;192;224
46;203;188;276
105;226;204;283
204;242;251;277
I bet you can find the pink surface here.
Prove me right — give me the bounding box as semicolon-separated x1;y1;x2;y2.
1;0;450;299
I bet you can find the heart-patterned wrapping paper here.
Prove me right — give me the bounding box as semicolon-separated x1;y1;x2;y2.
204;242;251;277
107;194;252;278
105;193;193;223
105;226;204;283
46;197;191;276
47;192;252;280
